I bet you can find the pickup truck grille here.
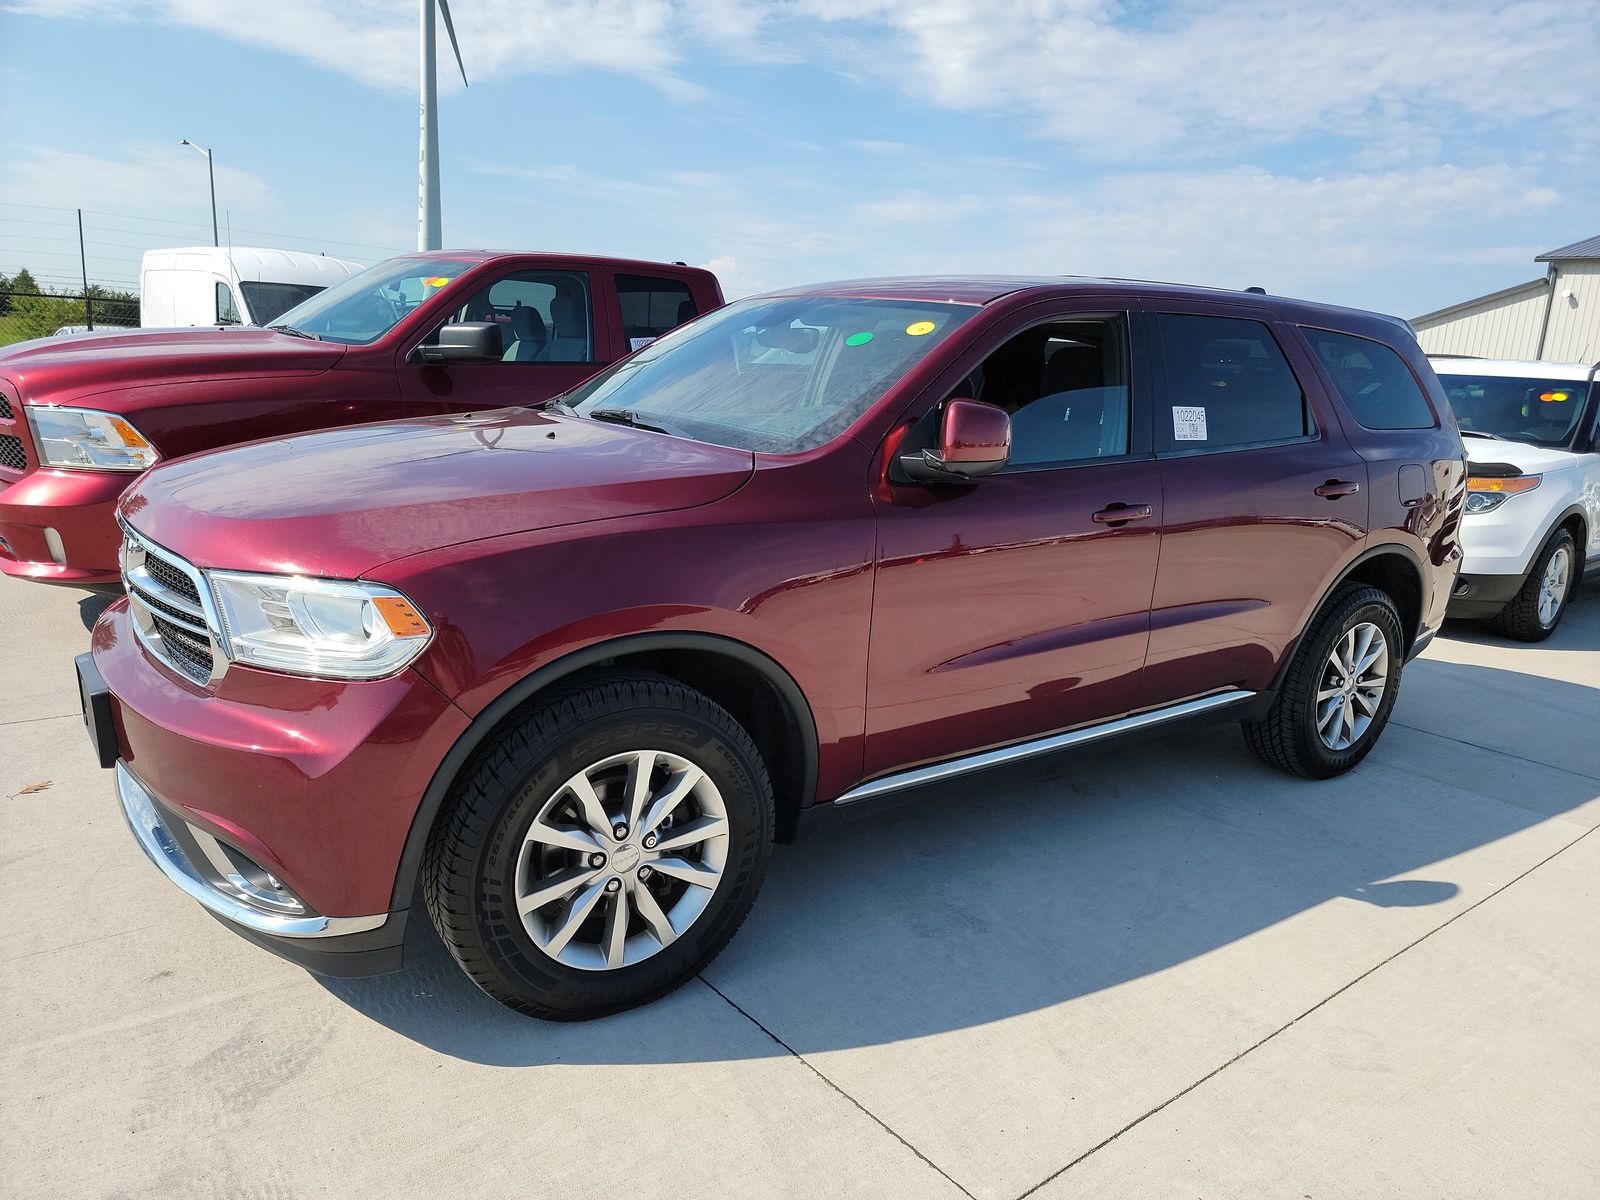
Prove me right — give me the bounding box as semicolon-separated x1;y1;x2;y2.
0;384;24;474
120;523;223;686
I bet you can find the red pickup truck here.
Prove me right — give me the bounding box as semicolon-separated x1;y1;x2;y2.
0;252;722;583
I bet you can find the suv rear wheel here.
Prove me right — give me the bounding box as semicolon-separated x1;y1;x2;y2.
1243;584;1403;779
1492;527;1577;642
423;670;774;1020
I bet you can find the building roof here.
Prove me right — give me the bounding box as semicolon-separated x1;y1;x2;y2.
1412;276;1547;326
1536;234;1600;262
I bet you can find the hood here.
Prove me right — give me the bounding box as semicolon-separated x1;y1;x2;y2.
0;327;345;401
119;409;755;577
1464;438;1581;475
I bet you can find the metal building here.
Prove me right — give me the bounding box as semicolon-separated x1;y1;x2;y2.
1412;235;1600;363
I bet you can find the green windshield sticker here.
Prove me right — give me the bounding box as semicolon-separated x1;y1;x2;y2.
845;331;874;346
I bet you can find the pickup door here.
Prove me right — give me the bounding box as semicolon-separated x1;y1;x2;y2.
396;267;707;412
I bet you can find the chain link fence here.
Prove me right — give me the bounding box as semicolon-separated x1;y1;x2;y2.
0;290;140;347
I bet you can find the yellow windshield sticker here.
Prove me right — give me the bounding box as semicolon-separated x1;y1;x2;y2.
1538;391;1570;402
423;276;450;288
905;320;936;336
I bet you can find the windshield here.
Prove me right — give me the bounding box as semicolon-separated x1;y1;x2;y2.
567;295;979;453
240;280;325;326
1438;372;1592;447
268;256;481;344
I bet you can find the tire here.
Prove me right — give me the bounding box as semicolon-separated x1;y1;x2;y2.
1491;528;1577;642
1243;584;1404;780
423;669;774;1020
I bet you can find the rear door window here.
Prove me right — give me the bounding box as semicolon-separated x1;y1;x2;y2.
617;274;697;350
1153;314;1311;453
1308;329;1436;430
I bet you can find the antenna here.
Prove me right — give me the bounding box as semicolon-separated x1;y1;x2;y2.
419;0;469;252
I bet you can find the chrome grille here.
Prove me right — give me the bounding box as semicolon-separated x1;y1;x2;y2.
120;523;224;685
0;435;24;472
141;550;202;606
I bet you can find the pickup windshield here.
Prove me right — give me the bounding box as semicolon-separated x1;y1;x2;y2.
568;295;978;453
1438;372;1593;448
268;256;480;345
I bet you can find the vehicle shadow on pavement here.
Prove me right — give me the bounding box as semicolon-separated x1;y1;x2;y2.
318;650;1600;1067
76;587;120;632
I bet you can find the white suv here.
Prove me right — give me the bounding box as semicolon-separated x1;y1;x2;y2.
1432;357;1599;639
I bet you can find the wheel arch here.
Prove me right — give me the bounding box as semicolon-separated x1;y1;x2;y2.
1549;503;1589;582
390;632;820;910
1266;543;1428;699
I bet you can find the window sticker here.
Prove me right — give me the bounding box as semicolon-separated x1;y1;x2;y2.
845;331;874;346
1538;391;1570;402
905;320;937;336
630;336;656;352
423;276;451;288
1172;406;1208;441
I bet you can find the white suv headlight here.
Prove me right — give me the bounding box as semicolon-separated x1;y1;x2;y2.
27;406;159;471
206;571;432;680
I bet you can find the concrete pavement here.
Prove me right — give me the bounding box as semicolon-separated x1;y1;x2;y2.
2;570;1596;1199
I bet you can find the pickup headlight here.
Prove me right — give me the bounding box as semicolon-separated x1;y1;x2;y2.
26;406;158;471
1464;473;1540;514
206;571;432;679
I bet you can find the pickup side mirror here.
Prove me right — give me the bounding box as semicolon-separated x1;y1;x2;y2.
898;397;1012;484
416;322;503;365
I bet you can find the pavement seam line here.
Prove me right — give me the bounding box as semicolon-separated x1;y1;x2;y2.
1011;820;1600;1200
1391;719;1600;785
0;711;79;728
697;975;979;1200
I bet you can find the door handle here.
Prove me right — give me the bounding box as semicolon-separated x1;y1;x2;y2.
1092;503;1154;525
1314;480;1361;499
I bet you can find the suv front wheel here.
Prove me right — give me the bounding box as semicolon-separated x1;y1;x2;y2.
1243;584;1404;779
1492;527;1577;642
423;670;774;1020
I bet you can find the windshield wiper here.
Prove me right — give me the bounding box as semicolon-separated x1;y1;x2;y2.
540;396;579;416
588;408;678;436
1460;429;1506;441
267;323;319;341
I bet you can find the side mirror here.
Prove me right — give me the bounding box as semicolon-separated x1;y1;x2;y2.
416;322;503;365
898;398;1011;484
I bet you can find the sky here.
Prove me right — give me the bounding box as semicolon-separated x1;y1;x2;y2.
1;0;1596;316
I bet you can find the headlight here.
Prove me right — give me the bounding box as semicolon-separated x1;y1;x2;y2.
26;406;158;471
206;571;432;679
1464;473;1540;514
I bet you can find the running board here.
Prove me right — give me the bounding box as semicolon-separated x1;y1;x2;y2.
834;690;1256;807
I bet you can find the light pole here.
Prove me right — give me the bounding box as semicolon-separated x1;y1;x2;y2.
180;139;218;247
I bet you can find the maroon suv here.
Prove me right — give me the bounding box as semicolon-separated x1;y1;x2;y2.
79;277;1465;1019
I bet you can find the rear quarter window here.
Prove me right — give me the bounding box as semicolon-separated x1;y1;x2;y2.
1306;329;1437;430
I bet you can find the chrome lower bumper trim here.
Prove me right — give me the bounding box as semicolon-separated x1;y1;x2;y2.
835;690;1256;806
116;762;388;939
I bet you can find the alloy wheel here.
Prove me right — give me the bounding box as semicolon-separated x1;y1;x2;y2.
1538;546;1570;628
1316;622;1389;752
515;750;729;971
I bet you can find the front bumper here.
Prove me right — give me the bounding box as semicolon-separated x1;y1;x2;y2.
1446;571;1525;620
86;599;471;975
115;761;409;974
0;465;128;583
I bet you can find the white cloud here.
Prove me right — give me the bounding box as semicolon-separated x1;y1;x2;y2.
17;1;1598;157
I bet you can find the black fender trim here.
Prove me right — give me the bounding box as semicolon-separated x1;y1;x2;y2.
388;632;820;910
1259;542;1430;705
